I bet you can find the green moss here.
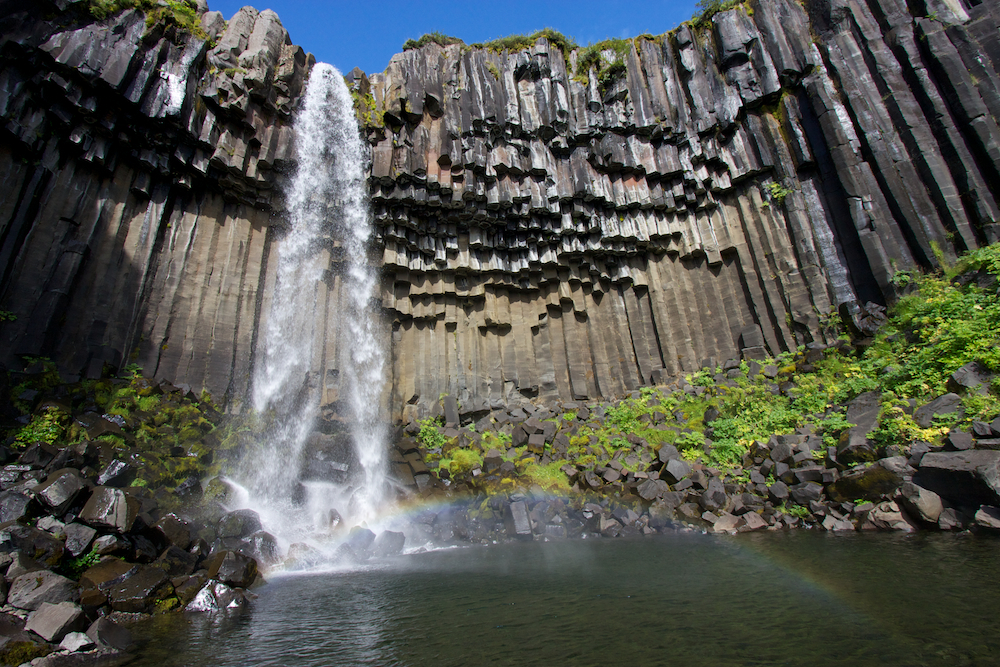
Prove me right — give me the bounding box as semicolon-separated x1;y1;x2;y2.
448;449;483;475
417;418;447;449
574;39;633;92
522;460;571;493
402;32;465;51
0;641;52;666
15;406;68;448
350;86;384;128
689;0;749;30
85;0;213;44
472;28;578;70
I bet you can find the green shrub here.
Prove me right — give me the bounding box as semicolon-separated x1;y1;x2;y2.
472;28;578;70
15;407;67;448
417;418;447;449
574;38;633;89
402;32;465;51
690;0;746;29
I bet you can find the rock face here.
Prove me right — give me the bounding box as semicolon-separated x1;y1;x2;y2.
0;2;309;405
2;0;1000;418
363;0;1000;418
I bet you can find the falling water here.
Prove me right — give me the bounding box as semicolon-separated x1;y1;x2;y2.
238;63;387;546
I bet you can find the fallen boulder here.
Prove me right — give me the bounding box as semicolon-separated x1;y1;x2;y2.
914;450;1000;508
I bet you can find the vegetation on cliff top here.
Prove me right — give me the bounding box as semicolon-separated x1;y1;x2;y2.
85;0;213;44
402;32;465;51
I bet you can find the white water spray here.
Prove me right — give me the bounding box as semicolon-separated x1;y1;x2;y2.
238;63;388;547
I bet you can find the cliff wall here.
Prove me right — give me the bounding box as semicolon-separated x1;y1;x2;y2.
365;0;1000;420
0;1;313;405
2;0;1000;424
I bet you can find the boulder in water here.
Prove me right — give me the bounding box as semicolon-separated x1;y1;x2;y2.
371;531;405;557
217;509;263;539
206;550;258;588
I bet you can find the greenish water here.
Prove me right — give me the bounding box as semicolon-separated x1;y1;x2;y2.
130;532;1000;666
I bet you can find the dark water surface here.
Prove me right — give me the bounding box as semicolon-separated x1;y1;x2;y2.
130;532;1000;666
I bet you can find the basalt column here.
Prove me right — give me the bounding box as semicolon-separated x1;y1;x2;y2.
361;0;1000;421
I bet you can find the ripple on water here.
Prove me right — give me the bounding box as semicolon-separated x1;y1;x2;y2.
130;532;1000;667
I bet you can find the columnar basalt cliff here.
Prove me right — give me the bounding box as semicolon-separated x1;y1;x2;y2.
0;1;315;406
2;0;1000;423
366;0;1000;421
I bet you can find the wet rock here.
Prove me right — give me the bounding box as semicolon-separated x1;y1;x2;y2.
154;546;199;578
85;617;132;650
205;550;258;588
153;514;193;550
216;509;263;540
238;530;279;566
0;491;34;523
78;487;139;533
79;559;136;592
31;469;85;516
371;531;405;557
19;443;58;469
8;571;77;610
345;526;376;554
914;451;1000;508
173;573;208;606
896;482;943;525
828;462;903;503
62;523;97;558
104;565;169;613
92;534;130;556
505;501;533;540
186;582;248;613
973;506;1000;530
23;602;85;643
96;460;135;488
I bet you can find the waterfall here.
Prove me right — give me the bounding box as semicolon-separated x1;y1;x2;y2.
237;63;387;547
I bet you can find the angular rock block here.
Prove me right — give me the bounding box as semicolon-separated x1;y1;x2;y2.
504;500;532;540
371;530;406;558
915;451;1000;508
24;602;85;642
79;487;140;533
8;571;77;611
206;550;258;588
217;509;263;540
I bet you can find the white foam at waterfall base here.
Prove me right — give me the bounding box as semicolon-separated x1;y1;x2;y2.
229;62;389;556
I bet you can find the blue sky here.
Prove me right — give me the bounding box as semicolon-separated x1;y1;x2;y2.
205;1;701;75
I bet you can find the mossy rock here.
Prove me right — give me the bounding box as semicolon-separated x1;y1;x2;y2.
204;477;232;503
0;640;53;666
